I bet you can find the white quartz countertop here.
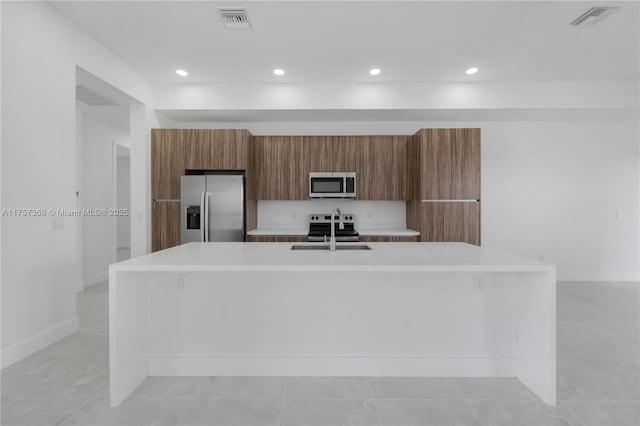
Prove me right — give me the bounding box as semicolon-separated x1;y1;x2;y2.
246;228;420;237
110;242;554;273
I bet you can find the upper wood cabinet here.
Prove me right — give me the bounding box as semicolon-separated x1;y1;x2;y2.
184;129;211;170
152;129;252;200
355;136;407;200
410;129;480;200
305;137;334;173
152;129;186;199
184;129;250;170
305;137;356;173
333;137;357;172
213;129;251;170
254;136;308;200
254;135;405;200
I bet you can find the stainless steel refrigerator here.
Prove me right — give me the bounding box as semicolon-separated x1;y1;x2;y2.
180;173;245;243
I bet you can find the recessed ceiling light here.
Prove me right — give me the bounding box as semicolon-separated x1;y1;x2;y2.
273;68;285;76
175;69;188;77
369;68;381;76
465;67;479;75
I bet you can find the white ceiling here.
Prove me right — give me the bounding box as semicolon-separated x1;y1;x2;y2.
52;1;639;85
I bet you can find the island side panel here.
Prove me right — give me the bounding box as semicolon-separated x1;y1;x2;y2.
109;269;150;407
144;270;516;377
513;269;557;406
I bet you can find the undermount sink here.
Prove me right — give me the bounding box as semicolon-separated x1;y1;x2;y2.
291;244;372;251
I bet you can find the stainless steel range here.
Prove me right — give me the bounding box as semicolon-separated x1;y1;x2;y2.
307;212;359;242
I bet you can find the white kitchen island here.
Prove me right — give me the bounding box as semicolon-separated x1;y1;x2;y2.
109;242;556;407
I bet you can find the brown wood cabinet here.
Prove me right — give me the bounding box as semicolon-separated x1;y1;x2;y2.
152;129;186;200
254;136;308;200
305;137;357;173
152;201;181;251
359;235;418;242
254;135;405;200
184;129;251;170
152;128;481;250
355;136;407;200
184;129;211;170
246;236;307;243
411;129;480;200
305;137;334;172
407;200;480;245
333;137;357;172
407;129;481;245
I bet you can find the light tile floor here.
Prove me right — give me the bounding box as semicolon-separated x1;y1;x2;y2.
1;281;638;425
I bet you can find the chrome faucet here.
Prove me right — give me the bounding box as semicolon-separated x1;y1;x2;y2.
329;208;344;252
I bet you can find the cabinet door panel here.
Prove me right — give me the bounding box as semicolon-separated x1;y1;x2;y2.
305;136;334;173
184;129;250;170
333;137;357;172
184;129;212;170
213;129;249;170
356;136;407;200
255;136;307;200
304;136;357;173
418;201;480;245
152;129;185;199
419;129;480;200
152;201;181;252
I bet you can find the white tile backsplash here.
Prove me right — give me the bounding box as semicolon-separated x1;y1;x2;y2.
256;200;407;230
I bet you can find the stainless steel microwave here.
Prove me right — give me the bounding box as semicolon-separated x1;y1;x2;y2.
309;172;356;198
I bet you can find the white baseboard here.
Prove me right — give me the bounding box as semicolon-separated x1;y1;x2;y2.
84;271;108;287
148;355;516;377
1;316;79;369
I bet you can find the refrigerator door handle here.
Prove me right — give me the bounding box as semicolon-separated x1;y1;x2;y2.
200;192;206;242
204;192;212;242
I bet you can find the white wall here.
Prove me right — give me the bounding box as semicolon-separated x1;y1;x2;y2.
1;2;80;366
180;120;639;282
0;1;155;368
481;121;639;282
79;109;128;286
1;0;4;370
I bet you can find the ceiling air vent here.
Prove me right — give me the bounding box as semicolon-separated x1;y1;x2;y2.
570;6;618;26
219;8;251;29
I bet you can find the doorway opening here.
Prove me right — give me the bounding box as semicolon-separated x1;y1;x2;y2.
115;145;131;261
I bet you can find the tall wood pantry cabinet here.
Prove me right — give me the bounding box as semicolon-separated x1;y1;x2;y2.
407;128;481;245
